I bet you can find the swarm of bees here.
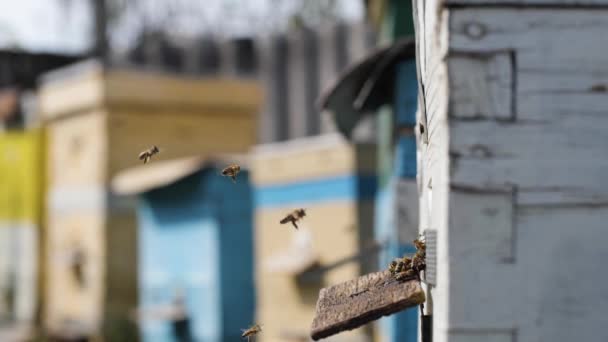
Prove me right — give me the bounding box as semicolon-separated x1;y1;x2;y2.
388;237;426;282
241;323;262;341
280;208;307;229
138;145;160;164
222;164;241;183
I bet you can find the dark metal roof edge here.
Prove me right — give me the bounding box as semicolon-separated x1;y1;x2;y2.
317;37;416;112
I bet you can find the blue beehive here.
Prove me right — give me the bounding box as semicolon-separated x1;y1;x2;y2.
113;158;254;342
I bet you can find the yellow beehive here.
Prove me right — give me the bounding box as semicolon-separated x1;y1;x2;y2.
251;134;376;342
38;60;262;339
0;130;45;338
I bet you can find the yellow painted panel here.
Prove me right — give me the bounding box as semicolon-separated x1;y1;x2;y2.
39;65;262;119
45;211;105;333
252;144;356;186
105;71;262;112
47;110;107;186
107;109;256;176
0;130;44;221
251;136;376;186
255;201;373;341
38;70;104;120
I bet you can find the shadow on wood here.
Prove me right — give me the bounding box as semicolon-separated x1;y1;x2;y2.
310;270;425;340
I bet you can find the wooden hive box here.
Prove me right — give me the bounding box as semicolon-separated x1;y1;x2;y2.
38;60;262;339
113;156;255;342
250;134;377;342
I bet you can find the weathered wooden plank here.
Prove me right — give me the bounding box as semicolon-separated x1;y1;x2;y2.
449;120;608;161
452;158;608;197
448;329;515;342
448;53;513;120
448;8;608;114
449;190;516;263
449;118;608;200
450;9;608;54
310;271;425;340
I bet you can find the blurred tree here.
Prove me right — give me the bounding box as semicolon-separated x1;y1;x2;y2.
95;0;361;52
92;0;108;62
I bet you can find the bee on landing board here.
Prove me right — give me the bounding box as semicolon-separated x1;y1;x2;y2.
241;323;262;341
280;208;307;229
221;164;241;183
138;145;160;164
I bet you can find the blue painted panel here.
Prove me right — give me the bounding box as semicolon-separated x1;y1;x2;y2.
139;200;220;342
138;168;255;342
395;136;417;179
255;174;377;208
217;173;255;342
394;60;418;126
374;180;418;342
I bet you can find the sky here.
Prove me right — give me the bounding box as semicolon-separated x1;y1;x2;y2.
0;0;91;53
0;0;363;54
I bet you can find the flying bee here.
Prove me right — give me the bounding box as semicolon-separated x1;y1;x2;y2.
241;323;262;340
221;164;241;183
279;208;307;229
138;145;160;164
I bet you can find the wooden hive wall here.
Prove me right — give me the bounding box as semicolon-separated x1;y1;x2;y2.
414;2;608;342
251;136;376;342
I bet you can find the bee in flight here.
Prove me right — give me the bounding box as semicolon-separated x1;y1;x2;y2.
241;323;262;341
280;208;307;229
221;164;241;183
138;145;160;164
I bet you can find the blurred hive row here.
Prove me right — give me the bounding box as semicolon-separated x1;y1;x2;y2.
0;61;381;341
0;13;419;341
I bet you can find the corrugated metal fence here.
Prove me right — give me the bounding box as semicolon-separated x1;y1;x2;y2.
112;22;376;143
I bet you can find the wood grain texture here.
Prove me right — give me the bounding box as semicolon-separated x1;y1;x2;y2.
39;67;262;119
251;136;376;186
310;271;425;340
449;9;608;204
448;52;513;120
